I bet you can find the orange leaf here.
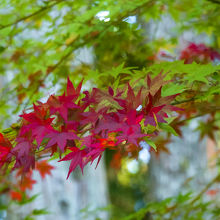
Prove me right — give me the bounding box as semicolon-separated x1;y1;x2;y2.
19;175;37;192
10;191;22;201
206;189;219;197
36;160;54;179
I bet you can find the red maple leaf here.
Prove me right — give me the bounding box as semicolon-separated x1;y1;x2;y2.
19;104;54;146
142;86;181;126
0;145;11;165
82;88;100;107
116;84;143;112
47;78;83;121
180;43;220;64
83;135;114;168
47;94;79;121
45;130;79;152
80;107;107;128
12;138;35;172
67;77;83;100
93;112;121;135
59;147;87;179
116;124;147;146
0;133;12;167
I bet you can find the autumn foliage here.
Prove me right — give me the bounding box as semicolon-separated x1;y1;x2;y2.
0;0;220;218
0;72;182;181
180;43;220;64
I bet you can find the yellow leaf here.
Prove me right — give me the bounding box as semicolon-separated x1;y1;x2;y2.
153;112;158;128
24;18;31;23
160;43;175;51
65;34;79;45
35;20;42;28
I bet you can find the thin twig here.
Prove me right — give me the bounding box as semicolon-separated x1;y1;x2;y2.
0;0;64;30
22;0;155;109
190;173;220;205
169;173;220;219
172;97;195;105
207;0;220;5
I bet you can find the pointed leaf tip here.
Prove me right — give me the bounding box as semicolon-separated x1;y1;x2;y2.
67;77;75;96
108;87;114;96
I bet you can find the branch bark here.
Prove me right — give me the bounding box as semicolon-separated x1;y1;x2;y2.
207;0;220;5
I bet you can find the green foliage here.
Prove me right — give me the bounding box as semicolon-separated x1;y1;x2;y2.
24;208;49;220
158;123;179;137
121;173;220;220
123;190;219;220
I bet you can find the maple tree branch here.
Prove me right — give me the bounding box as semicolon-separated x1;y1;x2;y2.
168;173;220;219
207;0;220;5
22;47;76;109
42;0;155;72
0;0;64;30
190;173;220;205
22;0;155;109
172;97;196;105
52;47;76;71
176;114;205;124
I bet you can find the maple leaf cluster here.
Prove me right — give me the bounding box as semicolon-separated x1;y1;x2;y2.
0;74;180;179
147;43;220;155
180;43;220;64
